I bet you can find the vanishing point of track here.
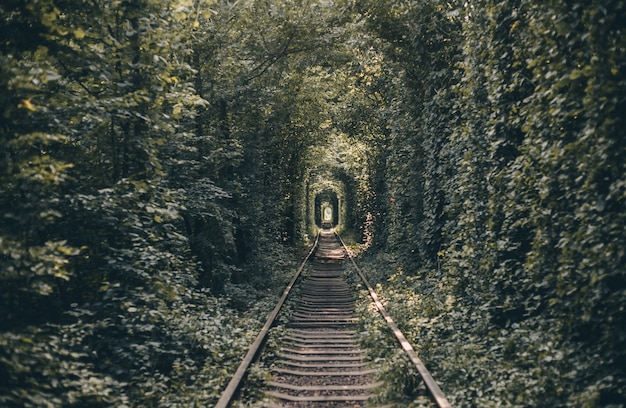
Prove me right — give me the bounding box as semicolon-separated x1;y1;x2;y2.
216;230;451;408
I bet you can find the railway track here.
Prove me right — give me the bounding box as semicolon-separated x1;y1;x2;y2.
217;230;450;408
264;232;376;406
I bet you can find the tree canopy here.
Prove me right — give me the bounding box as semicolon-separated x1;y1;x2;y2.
1;0;624;406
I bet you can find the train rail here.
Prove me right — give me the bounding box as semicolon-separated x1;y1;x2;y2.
216;230;450;408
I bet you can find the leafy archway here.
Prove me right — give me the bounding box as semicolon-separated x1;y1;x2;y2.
314;189;339;227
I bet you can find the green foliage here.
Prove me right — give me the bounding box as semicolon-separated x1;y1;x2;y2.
360;0;626;406
2;0;624;406
0;283;276;406
0;0;324;405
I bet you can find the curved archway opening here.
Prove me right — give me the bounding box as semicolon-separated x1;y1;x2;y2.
306;174;348;236
298;132;374;242
314;189;339;228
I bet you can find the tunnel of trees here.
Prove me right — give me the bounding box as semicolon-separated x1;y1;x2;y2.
314;189;339;227
1;0;625;406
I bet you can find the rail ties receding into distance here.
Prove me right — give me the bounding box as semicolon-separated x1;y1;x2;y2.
265;231;375;406
216;230;451;408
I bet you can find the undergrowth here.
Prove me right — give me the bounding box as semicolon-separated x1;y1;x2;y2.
344;258;433;408
348;252;625;407
0;240;299;407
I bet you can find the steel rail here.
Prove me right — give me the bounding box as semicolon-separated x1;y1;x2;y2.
215;232;320;408
336;232;452;408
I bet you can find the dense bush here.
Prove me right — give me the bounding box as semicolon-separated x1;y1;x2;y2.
0;0;339;405
358;0;626;406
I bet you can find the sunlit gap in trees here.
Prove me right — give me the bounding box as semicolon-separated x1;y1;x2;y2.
323;204;333;223
312;188;340;230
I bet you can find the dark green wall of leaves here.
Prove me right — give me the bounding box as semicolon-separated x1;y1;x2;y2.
360;0;626;405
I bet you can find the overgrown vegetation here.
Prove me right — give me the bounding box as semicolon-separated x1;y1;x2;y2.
1;0;624;406
355;0;626;406
0;0;354;405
